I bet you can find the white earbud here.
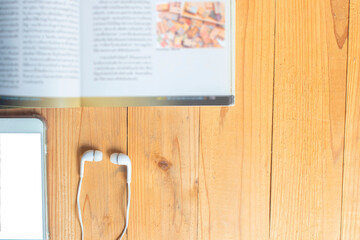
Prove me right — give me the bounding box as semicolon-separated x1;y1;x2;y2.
110;153;132;183
77;150;103;240
80;150;103;178
110;153;132;240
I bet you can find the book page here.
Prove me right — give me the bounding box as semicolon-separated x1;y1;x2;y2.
81;0;232;98
0;0;81;98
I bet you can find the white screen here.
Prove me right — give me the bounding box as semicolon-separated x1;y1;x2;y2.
0;134;43;239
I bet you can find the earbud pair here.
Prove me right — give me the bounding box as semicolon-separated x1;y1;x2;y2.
78;150;131;240
80;150;131;183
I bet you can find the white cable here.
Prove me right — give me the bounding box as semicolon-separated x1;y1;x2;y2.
77;177;84;240
119;182;131;240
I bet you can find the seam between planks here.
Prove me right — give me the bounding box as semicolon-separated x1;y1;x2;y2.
197;107;201;240
126;107;129;155
269;0;277;238
339;1;352;239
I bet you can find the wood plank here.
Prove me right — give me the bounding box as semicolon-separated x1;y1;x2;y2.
75;108;127;240
270;0;349;239
198;0;275;239
0;108;127;239
128;107;199;240
341;0;360;239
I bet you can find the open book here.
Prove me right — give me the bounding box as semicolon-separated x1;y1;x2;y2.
0;0;235;108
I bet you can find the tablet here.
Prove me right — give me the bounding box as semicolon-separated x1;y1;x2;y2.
0;116;49;240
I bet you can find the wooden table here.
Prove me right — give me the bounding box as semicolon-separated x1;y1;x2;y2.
1;0;360;239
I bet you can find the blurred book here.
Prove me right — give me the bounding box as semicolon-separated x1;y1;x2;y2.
0;1;235;107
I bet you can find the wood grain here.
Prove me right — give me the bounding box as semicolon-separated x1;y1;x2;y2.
341;0;360;239
198;0;275;239
0;108;127;240
75;108;127;240
270;0;349;239
0;1;357;239
128;107;199;240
